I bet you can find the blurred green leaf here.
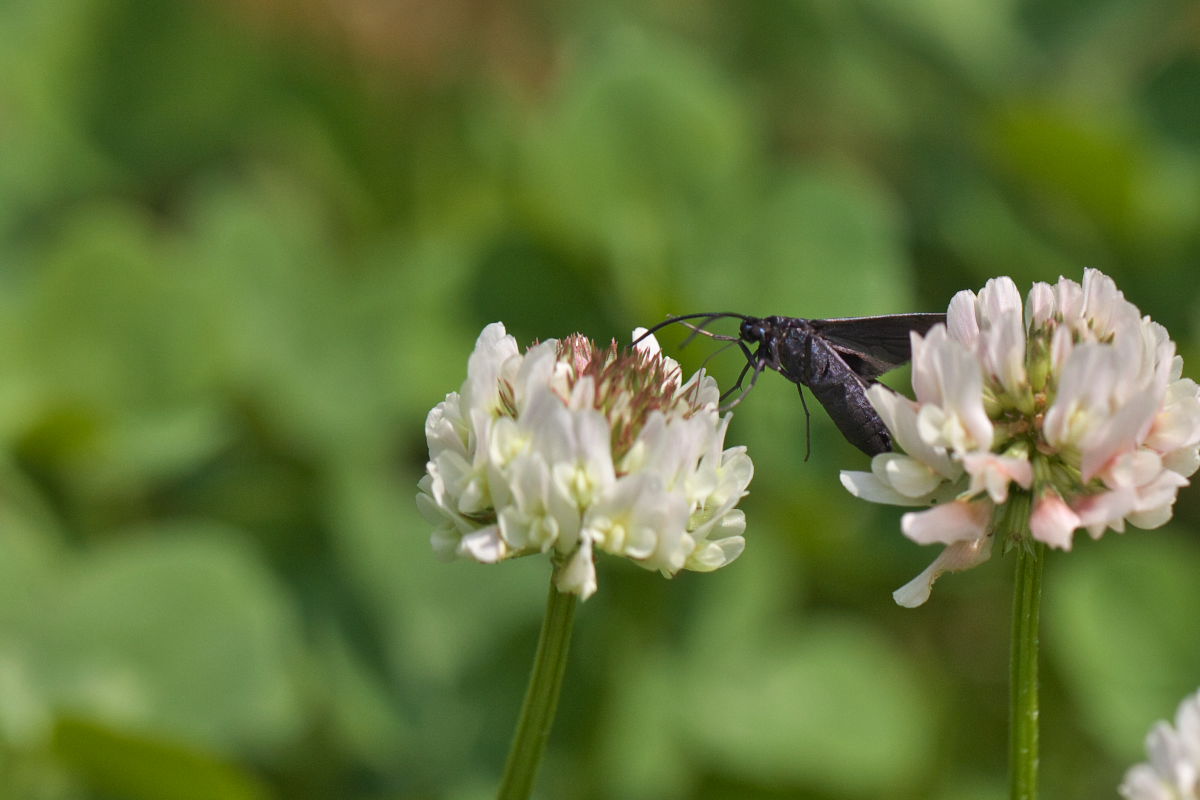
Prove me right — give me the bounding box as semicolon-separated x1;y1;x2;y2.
2;0;1200;796
41;525;306;756
1045;532;1200;761
593;641;692;800
680;617;935;795
683;160;913;316
859;0;1025;82
986;106;1140;240
76;0;273;182
522;27;753;311
53;715;272;800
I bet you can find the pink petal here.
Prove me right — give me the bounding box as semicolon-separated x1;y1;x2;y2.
1072;489;1137;537
1025;282;1055;329
946;290;979;347
1030;491;1081;550
893;536;994;608
901;500;991;545
962;452;1033;503
1081;391;1160;481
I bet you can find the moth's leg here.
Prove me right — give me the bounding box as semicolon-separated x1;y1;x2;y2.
720;359;767;411
796;384;812;461
720;360;754;405
719;342;762;407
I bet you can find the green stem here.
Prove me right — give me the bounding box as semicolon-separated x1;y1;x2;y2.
1009;539;1044;800
497;575;578;800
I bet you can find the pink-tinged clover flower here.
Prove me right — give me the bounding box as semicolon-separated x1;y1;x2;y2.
418;322;753;599
1120;690;1200;799
841;269;1200;606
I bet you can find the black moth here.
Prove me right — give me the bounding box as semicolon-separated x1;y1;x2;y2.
637;312;946;457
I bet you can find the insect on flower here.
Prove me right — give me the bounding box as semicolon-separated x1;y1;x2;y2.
636;311;946;457
840;270;1200;606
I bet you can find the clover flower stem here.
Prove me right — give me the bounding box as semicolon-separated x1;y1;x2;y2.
1009;534;1044;800
497;573;579;800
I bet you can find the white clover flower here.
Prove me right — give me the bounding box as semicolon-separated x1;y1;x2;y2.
1121;690;1200;800
841;269;1200;606
417;322;753;600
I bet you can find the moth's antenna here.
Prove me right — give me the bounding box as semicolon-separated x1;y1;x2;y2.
679;318;741;348
634;312;765;412
634;312;749;346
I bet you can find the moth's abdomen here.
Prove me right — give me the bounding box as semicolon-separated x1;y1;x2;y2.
807;380;893;455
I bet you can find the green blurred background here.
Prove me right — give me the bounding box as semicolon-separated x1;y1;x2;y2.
2;0;1199;798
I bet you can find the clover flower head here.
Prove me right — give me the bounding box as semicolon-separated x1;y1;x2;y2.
841;269;1200;606
1120;689;1200;800
417;322;753;599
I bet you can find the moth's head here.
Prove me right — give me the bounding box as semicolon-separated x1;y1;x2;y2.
739;317;772;346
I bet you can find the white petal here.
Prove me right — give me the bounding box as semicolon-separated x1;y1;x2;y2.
1145;722;1188;787
866;385;957;477
462;323;521;414
979;276;1024;318
425;397;468;459
708;509;747;540
511;345;558;410
717;448;754;501
977;277;1028;393
686;536;745;572
1043;343;1114;449
567;374;597;411
415;485;452;526
1054;274;1084;322
631;327;661;355
1126;503;1174;530
840;470;931;507
1176;693;1200;765
1164;446;1200;478
1118;764;1172;800
876;453;944;497
555;537;598;599
459;526;508;563
941;347;994;450
1050;324;1073;372
984;308;1028;394
909;327;992;451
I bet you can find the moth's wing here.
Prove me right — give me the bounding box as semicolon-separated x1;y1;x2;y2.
809;313;946;379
